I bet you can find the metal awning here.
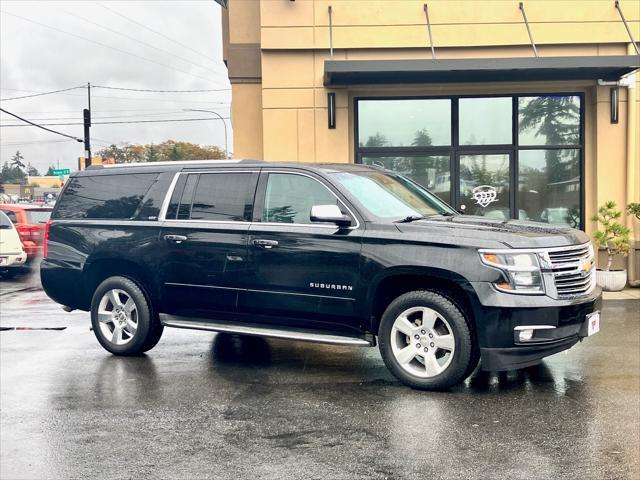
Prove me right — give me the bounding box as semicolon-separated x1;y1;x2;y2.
324;55;640;86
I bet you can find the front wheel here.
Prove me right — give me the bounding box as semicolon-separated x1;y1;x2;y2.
378;290;475;390
90;276;163;355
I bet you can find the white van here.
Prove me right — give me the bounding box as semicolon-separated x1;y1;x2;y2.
0;210;27;278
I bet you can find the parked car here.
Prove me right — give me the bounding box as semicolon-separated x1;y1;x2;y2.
0;211;27;278
40;161;601;390
0;204;52;262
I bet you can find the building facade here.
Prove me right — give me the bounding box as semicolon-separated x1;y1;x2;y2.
220;0;640;279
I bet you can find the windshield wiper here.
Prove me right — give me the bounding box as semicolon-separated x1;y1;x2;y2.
394;215;425;223
438;211;456;216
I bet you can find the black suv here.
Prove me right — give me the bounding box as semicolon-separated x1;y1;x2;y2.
41;161;602;390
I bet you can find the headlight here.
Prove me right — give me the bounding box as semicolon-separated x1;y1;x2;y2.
479;251;545;294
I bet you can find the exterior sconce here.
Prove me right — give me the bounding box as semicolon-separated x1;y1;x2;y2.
610;86;619;124
328;92;336;129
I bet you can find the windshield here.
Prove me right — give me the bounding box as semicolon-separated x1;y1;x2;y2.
26;209;52;224
331;170;455;219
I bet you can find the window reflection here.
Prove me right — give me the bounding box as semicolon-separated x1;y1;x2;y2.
519;95;580;146
358;99;451;147
459;97;512;145
264;174;337;224
518;149;580;227
459;154;512;219
361;156;451;204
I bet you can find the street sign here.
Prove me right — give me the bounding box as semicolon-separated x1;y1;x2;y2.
51;169;70;176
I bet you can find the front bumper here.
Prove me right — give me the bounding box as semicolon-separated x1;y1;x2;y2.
471;284;602;371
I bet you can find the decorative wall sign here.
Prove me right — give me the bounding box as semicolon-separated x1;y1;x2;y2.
472;185;499;208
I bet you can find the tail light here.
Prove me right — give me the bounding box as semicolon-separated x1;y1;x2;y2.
16;224;39;242
43;220;51;257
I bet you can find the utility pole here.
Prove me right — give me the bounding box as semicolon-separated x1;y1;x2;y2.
83;82;92;168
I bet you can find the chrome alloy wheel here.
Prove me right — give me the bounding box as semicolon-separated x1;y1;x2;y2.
390;306;455;378
97;289;138;346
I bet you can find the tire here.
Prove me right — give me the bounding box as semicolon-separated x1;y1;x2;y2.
378;290;475;390
90;276;163;355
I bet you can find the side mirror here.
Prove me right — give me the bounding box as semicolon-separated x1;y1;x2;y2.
310;204;352;227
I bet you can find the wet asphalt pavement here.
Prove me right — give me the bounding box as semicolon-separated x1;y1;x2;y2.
1;272;639;480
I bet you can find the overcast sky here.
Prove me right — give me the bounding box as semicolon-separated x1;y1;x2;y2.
0;0;231;173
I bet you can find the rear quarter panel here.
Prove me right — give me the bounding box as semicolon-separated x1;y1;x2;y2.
42;220;163;310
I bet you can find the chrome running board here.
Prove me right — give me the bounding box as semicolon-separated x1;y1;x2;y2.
159;314;374;346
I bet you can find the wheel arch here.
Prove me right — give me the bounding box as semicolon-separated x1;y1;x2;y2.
82;257;160;311
366;267;482;336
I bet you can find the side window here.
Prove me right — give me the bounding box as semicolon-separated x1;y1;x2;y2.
263;173;338;224
190;173;255;221
177;174;198;220
54;173;158;220
1;210;18;224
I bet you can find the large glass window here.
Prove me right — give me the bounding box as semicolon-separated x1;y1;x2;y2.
356;93;584;228
518;149;581;228
518;95;580;146
263;173;338;224
358;99;451;147
361;155;450;203
459;97;512;145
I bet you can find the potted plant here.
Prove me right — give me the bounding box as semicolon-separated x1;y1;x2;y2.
591;201;631;291
628;202;640;221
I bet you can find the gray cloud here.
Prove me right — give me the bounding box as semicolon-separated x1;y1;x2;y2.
0;0;231;173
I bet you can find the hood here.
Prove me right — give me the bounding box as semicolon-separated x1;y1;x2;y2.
395;215;590;249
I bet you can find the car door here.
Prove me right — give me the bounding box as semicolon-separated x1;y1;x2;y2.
245;169;364;332
159;169;259;318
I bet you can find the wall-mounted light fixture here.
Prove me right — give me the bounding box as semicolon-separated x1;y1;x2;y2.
610;86;619;124
328;92;336;129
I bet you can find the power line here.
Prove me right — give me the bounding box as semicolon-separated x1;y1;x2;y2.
60;9;228;80
1;109;230;122
93;85;230;93
0;87;229;104
0;10;220;85
0;108;83;142
0;117;231;127
0;139;76;147
0;85;86;102
100;4;226;69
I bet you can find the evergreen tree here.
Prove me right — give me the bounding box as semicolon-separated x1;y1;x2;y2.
11;151;25;169
27;163;39;176
145;144;160;162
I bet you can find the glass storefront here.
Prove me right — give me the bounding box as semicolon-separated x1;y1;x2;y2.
355;94;583;228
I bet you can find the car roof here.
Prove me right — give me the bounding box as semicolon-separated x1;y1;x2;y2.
76;160;380;176
0;204;53;211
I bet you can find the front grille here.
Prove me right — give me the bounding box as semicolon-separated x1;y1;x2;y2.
546;244;595;298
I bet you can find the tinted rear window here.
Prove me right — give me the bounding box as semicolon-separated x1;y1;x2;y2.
190;173;254;221
54;173;158;219
25;210;52;224
0;211;13;229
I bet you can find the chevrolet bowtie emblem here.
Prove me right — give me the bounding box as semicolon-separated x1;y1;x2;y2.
581;259;593;273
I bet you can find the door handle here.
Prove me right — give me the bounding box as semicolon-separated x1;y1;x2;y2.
252;239;279;249
164;234;188;244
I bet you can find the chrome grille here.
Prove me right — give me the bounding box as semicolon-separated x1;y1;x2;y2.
545;243;595;298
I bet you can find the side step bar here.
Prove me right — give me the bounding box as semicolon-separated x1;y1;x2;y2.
159;314;375;347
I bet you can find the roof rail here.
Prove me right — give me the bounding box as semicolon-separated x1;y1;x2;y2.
93;159;263;169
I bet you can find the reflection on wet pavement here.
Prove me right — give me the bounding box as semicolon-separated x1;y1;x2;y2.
1;276;639;479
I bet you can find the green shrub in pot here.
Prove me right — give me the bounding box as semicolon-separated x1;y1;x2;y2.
591;201;630;291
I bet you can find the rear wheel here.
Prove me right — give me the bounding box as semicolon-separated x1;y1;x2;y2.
90;276;163;355
378;290;474;390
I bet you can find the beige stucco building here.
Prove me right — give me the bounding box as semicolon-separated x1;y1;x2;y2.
220;0;640;279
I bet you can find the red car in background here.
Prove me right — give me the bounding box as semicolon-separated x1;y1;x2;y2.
0;204;52;262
